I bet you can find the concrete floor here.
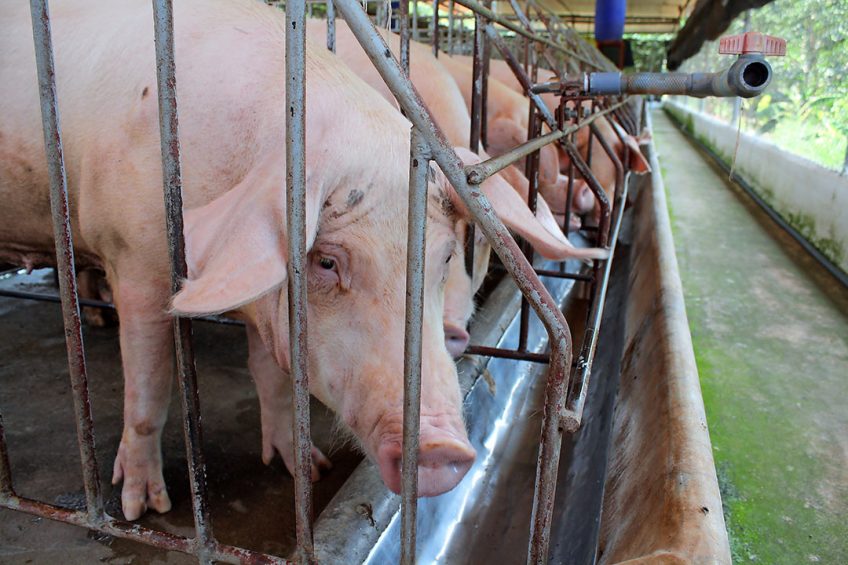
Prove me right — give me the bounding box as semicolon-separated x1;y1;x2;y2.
0;269;363;563
653;109;848;564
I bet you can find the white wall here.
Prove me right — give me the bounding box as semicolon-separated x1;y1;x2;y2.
663;100;848;275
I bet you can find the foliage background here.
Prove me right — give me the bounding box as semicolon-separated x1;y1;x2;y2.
662;0;848;173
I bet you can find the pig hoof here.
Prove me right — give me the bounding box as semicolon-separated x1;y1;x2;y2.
112;447;172;521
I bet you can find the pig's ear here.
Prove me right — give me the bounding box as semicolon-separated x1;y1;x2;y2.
171;156;321;316
439;147;609;261
625;134;651;174
611;120;651;174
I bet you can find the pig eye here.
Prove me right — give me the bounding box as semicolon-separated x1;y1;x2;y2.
318;256;336;270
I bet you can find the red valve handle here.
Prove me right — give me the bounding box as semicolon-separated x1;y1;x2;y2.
719;31;786;56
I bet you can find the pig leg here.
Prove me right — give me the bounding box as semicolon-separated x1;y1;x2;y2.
246;323;332;481
108;275;174;521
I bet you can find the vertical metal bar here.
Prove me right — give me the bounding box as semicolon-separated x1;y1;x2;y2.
480;3;491;148
399;0;410;74
29;0;104;525
447;0;455;55
518;52;540;353
400;128;430;565
0;413;13;497
285;0;315;561
326;0;336;52
431;0;439;56
412;0;419;41
470;14;485;153
466;8;486;280
527;363;568;565
151;2;215;561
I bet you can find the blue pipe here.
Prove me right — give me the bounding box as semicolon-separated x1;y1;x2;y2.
594;0;626;41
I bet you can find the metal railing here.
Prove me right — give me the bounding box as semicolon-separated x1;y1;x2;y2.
0;0;644;563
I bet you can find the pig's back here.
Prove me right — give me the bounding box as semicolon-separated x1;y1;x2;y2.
0;0;290;263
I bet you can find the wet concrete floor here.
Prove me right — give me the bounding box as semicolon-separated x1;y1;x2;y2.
0;270;363;563
653;109;848;564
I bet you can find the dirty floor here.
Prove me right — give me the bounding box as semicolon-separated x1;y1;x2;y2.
653;108;848;564
0;270;363;563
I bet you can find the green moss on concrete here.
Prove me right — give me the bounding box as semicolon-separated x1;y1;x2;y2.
653;109;848;564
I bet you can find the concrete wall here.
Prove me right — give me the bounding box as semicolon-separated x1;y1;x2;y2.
663;101;848;275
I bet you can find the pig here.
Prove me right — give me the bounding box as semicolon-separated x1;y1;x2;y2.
438;55;650;227
438;54;570;196
0;0;604;521
556;106;651;224
307;20;606;356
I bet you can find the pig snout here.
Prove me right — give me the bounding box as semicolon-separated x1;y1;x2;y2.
444;324;471;358
572;183;596;214
374;418;475;497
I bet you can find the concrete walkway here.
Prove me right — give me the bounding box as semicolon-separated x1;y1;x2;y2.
652;109;848;564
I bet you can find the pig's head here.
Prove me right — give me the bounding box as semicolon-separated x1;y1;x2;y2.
170;148;475;497
440;149;610;358
558;118;651;220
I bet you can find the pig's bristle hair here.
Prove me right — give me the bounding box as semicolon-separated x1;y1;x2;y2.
329;415;364;455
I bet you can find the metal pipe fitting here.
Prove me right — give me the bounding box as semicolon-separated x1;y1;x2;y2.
587;54;772;98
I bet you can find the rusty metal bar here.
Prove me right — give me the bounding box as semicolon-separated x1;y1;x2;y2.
431;0;439;56
465;345;550;363
400;128;430;565
0;413;12;497
562;143;627;432
327;0;336;52
151;1;215;561
0;495;288;564
399;0;410;74
412;0;419;41
518;53;541;354
464;102;627;185
447;0;455;55
329;9;575;565
29;0;104;525
452;0;600;69
284;0;315;560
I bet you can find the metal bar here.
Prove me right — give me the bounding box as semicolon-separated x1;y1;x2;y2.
465;345;550;363
431;0;439;56
400;128;430;565
284;0;315;560
518;54;541;353
412;0;419;41
447;0;454;55
485;25;558;130
480;2;491;149
564;142;610;248
452;0;600;69
29;0;104;525
0;287;244;326
0;495;288;564
464;102;628;185
329;9;574;564
151;1;215;561
0;413;13;497
326;0;336;52
533;268;592;281
399;0;410;73
562;162;626;433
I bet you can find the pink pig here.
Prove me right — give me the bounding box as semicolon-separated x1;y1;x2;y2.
310;21;606;355
0;0;606;522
